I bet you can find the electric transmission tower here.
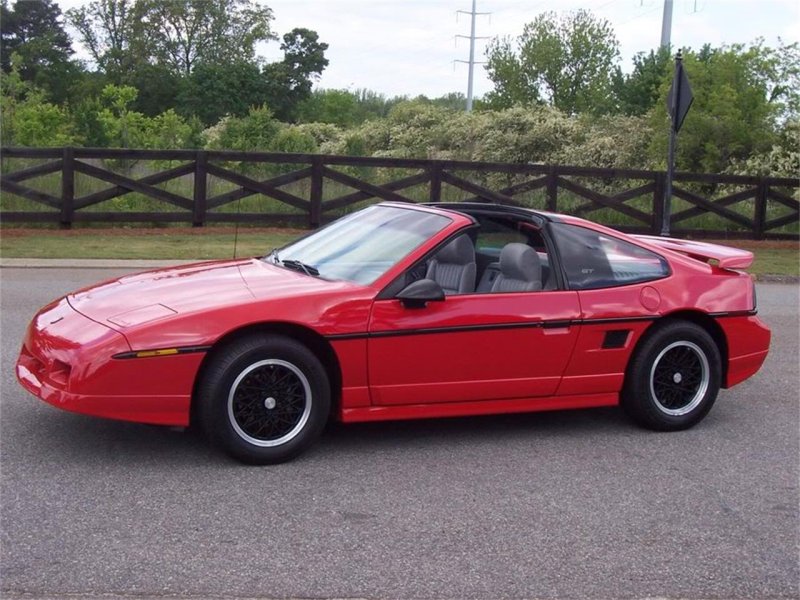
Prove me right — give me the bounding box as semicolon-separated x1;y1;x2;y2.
455;0;490;112
660;0;674;48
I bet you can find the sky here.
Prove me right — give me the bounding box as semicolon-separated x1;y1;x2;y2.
57;0;800;99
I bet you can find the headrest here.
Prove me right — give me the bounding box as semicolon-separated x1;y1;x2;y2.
436;235;475;265
499;243;541;282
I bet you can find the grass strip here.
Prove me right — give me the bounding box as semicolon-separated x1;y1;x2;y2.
0;227;305;261
1;228;797;277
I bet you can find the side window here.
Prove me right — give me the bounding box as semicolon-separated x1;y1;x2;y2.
552;223;669;290
475;219;529;254
473;216;555;292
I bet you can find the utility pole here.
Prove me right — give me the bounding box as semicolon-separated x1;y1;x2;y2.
660;0;674;49
662;51;694;236
455;0;489;112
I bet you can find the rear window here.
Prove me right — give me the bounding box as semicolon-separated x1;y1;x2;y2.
552;223;669;290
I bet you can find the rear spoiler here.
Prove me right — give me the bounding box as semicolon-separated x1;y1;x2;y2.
632;235;754;270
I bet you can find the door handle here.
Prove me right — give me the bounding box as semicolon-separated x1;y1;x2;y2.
542;320;572;330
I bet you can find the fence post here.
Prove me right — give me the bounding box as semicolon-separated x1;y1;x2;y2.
60;147;74;229
546;165;557;212
429;162;442;203
754;180;767;240
192;150;207;227
309;156;323;228
652;172;665;235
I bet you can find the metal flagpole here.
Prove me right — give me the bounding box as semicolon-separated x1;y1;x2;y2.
662;52;683;236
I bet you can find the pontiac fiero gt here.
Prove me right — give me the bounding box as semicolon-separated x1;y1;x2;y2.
17;202;770;463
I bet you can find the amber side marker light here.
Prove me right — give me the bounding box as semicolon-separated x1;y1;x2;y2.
113;346;211;360
135;348;179;358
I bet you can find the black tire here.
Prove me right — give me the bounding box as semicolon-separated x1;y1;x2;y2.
621;320;721;431
197;334;330;464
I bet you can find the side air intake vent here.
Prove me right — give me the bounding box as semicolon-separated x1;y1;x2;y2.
602;330;630;349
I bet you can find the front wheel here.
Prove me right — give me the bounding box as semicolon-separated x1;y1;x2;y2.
621;321;721;431
197;334;330;464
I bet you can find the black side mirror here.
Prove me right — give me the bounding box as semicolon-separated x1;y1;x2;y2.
397;279;445;309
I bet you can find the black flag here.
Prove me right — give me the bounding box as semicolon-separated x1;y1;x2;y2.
666;57;694;132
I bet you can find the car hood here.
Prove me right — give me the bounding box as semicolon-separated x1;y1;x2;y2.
67;258;351;329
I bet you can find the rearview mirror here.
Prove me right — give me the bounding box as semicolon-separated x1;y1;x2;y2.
397;279;445;309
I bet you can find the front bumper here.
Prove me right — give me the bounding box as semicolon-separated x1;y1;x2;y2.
16;298;199;427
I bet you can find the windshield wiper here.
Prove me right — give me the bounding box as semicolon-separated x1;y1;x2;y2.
265;248;281;264
263;249;319;277
281;259;320;277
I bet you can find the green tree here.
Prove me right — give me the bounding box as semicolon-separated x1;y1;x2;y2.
1;0;73;76
71;96;111;147
614;47;672;116
0;0;83;104
755;39;800;122
485;9;620;114
0;63;78;146
270;127;318;154
428;92;469;111
727;119;799;178
178;60;266;125
353;88;399;120
66;0;136;83
202;105;282;151
132;0;275;77
262;28;329;122
296;89;360;126
302;88;404;124
92;84;197;148
649;42;797;173
127;63;182;116
67;0;184;114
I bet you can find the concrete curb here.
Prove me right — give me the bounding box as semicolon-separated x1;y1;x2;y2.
755;274;800;284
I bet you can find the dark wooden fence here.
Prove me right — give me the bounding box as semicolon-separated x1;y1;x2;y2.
1;147;798;239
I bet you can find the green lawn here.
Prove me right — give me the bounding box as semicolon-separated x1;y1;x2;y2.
0;228;306;260
1;227;797;277
748;247;800;277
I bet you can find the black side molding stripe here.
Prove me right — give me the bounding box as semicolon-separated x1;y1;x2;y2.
370;321;549;338
329;321;548;341
325;332;371;341
577;315;658;325
708;309;758;318
113;345;212;359
328;315;660;340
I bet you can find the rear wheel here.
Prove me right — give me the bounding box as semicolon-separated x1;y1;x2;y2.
197;334;330;464
622;321;721;431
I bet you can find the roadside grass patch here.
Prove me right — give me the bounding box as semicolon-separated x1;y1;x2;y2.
0;227;305;260
1;227;797;277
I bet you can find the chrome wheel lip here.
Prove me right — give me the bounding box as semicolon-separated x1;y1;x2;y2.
649;340;710;416
227;359;312;447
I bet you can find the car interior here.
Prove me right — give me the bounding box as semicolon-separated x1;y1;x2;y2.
420;213;558;295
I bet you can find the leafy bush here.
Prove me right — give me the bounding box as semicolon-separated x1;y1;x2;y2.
1;66;79;146
202;105;282;151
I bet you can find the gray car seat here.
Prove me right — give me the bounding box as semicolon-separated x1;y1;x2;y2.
491;243;542;292
426;235;476;295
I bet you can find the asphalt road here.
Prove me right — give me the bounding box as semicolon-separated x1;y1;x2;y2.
1;268;798;600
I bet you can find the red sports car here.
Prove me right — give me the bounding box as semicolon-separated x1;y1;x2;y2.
16;202;770;463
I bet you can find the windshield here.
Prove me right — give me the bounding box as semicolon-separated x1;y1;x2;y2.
268;205;452;285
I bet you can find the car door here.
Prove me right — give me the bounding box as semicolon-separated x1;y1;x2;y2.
367;291;581;406
550;221;673;396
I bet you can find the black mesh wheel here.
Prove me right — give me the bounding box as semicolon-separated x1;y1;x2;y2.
622;320;721;431
197;334;330;464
